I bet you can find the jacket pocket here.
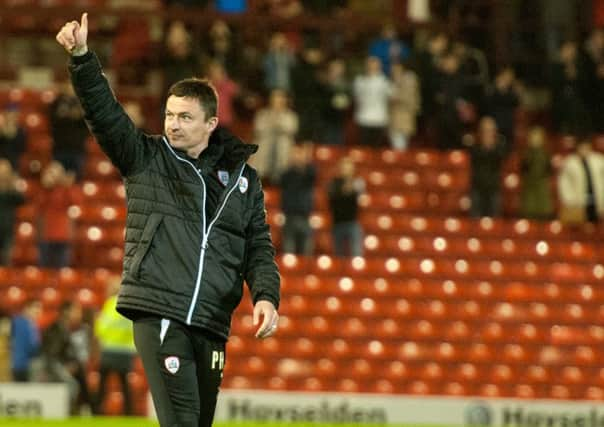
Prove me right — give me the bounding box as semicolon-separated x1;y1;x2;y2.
130;213;164;278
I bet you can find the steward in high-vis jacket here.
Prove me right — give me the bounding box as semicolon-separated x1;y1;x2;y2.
58;12;280;427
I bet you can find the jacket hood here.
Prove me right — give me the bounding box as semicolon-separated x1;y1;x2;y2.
210;127;258;170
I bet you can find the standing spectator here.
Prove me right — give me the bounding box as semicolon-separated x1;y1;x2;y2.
202;20;242;79
466;116;506;218
322;58;350;146
328;157;365;257
453;41;489;107
550;40;591;135
0;103;26;170
207;60;240;131
41;301;87;414
434;51;470;150
520;127;554;220
353;56;392;146
262;0;304;18
162;21;201;93
70;307;94;414
483;67;520;150
10;298;41;382
291;42;325;143
369;23;411;77
165;0;210;7
581;29;604;132
251;89;299;183
215;0;246;13
279;145;316;255
540;0;577;61
123;100;147;132
49;82;89;179
0;159;25;265
36;161;81;268
263;32;296;92
558;139;604;224
414;32;449;123
94;276;136;415
389;62;420;150
0;308;10;382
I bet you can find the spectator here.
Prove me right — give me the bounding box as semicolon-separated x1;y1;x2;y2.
262;0;304;19
251;89;298;183
434;51;470;150
123;100;147;132
0;159;25;266
389;61;420;150
41;301;88;414
581;29;604;132
303;0;346;14
165;0;210;7
93;275;136;415
0;308;9;382
558;138;604;224
36;161;81;268
353;56;392;146
550;40;591;135
328;157;365;257
207;60;240;131
263;32;296;92
49;82;89;179
453;41;489;107
466;116;506;218
322;58;350;146
162;21;201;93
413;31;448;122
291;42;326;143
279;145;316;255
70;307;94;414
541;0;577;61
10;298;41;382
0;103;26;170
215;0;245;13
202;20;243;79
483;66;520;150
369;23;410;77
519;127;554;220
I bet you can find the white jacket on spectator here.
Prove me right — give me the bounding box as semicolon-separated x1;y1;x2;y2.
558;151;604;214
353;73;392;128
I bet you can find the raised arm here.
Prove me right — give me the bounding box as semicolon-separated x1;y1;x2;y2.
56;13;154;176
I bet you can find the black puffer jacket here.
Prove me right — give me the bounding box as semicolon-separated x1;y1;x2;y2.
70;52;280;340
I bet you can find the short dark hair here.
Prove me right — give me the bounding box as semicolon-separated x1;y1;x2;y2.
167;78;218;119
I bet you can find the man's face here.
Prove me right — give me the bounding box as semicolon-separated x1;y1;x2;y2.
164;96;217;157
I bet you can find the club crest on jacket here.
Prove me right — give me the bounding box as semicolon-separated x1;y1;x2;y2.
238;177;248;194
164;356;180;374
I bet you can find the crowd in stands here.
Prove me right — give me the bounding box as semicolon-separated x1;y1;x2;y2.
0;274;135;415
1;1;604;412
0;2;603;262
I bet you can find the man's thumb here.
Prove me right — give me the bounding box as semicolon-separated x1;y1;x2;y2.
253;305;260;326
81;12;88;30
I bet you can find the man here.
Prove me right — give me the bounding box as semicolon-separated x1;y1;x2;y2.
558;138;604;223
279;145;316;255
41;301;88;414
466;116;506;218
93;275;136;415
10;298;41;381
353;56;392;146
327;157;365;257
56;14;280;427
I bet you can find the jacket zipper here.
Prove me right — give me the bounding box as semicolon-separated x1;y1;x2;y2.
163;137;246;325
